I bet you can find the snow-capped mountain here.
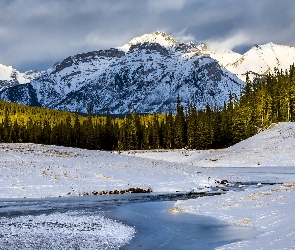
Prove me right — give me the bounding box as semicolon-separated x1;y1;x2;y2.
0;64;41;92
0;32;244;114
119;31;197;53
200;42;295;81
227;43;295;81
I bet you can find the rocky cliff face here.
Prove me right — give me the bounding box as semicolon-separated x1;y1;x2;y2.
0;32;244;114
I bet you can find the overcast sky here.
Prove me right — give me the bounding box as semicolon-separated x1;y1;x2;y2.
1;0;295;72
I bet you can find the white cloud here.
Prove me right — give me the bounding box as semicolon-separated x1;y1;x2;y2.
71;32;121;50
206;31;250;51
172;30;196;43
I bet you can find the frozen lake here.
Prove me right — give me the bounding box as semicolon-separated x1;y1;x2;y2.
0;193;259;249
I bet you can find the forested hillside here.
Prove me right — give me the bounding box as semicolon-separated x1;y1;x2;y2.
0;64;295;150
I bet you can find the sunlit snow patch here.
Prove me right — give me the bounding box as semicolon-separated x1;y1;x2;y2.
0;211;135;249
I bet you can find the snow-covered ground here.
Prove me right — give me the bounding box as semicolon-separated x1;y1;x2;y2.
0;144;214;199
0;122;295;249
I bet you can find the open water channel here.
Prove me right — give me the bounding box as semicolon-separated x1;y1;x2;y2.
0;184;264;250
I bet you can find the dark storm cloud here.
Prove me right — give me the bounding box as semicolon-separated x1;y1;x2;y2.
0;0;295;72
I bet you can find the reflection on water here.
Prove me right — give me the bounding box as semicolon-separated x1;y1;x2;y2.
0;195;258;249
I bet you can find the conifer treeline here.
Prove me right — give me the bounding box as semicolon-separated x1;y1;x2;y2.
1;64;295;150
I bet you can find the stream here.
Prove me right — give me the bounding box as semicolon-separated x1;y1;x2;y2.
0;182;269;249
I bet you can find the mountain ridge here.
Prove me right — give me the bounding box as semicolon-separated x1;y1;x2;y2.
2;32;295;114
199;42;295;81
0;32;244;114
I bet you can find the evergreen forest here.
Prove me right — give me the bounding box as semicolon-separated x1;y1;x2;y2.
1;64;295;151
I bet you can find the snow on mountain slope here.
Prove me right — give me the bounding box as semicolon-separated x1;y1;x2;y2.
197;43;242;67
0;32;244;114
0;64;41;91
31;49;124;108
55;43;243;114
1;34;295;109
199;42;295;82
184;41;295;83
226;43;295;81
20;70;42;83
119;31;184;52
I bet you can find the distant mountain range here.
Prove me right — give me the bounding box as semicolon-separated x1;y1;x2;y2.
0;32;294;114
198;42;295;81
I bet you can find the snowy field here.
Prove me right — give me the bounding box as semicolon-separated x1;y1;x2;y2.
0;122;295;249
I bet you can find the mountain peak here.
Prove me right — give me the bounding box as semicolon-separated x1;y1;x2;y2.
129;31;181;46
253;44;262;50
119;31;182;52
197;43;211;51
252;42;281;50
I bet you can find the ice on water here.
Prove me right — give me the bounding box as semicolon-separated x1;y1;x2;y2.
0;211;135;250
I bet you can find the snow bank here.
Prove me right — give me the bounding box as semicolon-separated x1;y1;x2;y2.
172;183;295;249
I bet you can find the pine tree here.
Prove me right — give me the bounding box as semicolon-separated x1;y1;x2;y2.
83;108;95;149
42;120;51;145
187;103;198;149
151;114;160;149
103;108;116;150
174;95;186;148
3;107;11;142
63;116;73;147
73;114;81;148
163;111;174;149
11;120;19;143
